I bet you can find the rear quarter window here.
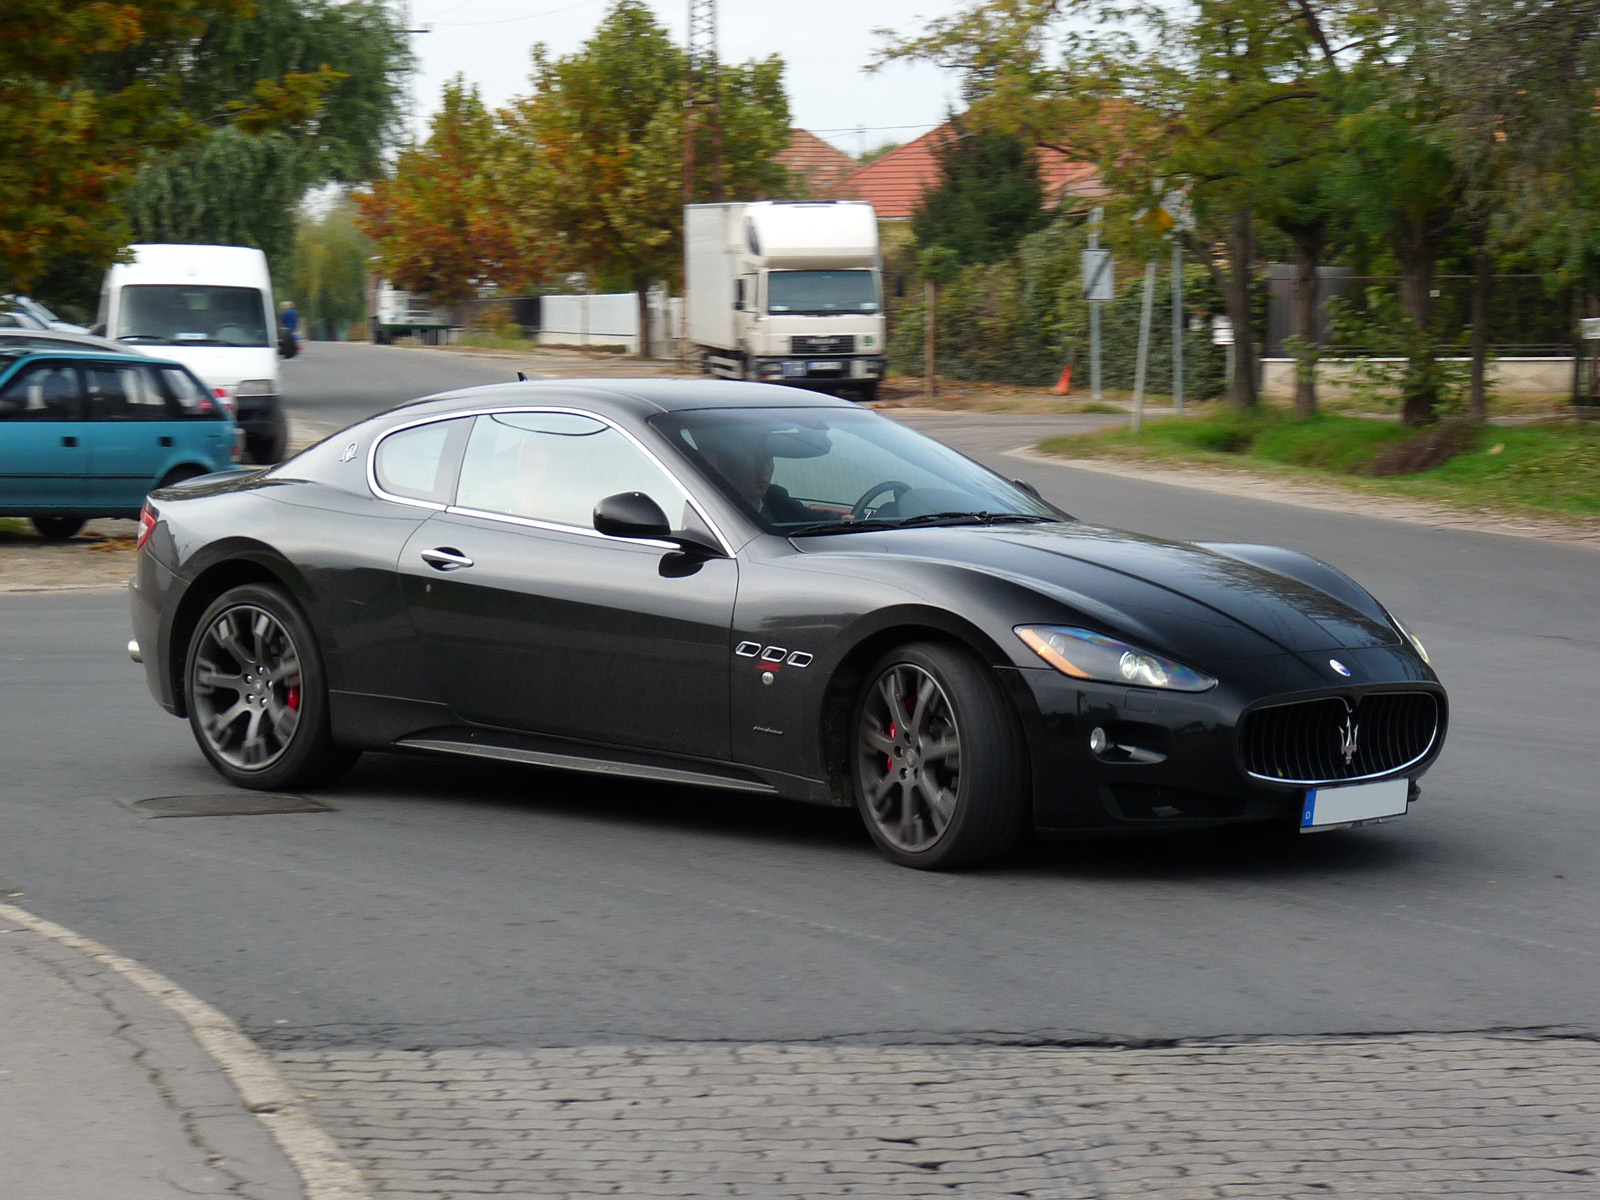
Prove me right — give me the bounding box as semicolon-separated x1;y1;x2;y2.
373;418;472;504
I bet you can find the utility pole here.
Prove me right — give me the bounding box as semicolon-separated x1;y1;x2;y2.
686;0;722;204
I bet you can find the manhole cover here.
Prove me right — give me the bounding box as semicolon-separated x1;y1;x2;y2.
130;793;337;818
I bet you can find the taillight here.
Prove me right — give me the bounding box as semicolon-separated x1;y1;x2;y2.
137;505;156;550
231;428;245;463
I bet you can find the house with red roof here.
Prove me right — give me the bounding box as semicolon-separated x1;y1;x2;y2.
823;121;1102;220
774;129;861;198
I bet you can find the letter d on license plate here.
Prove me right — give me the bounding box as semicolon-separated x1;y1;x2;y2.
1301;777;1408;832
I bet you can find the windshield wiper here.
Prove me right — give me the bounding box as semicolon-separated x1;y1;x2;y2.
785;518;901;537
894;511;1054;528
117;334;172;344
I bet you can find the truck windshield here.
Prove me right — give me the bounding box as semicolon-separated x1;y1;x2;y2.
767;270;878;315
117;286;270;347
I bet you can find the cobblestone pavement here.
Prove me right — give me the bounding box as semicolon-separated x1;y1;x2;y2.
276;1035;1600;1198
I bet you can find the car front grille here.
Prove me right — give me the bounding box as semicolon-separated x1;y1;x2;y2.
792;335;854;355
1239;691;1440;785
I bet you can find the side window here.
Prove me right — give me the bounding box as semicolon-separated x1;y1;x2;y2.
0;362;81;421
85;364;164;420
156;366;216;417
456;412;689;530
373;418;472;504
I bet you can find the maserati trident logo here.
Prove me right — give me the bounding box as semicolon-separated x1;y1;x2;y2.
1338;713;1360;767
1329;658;1351;677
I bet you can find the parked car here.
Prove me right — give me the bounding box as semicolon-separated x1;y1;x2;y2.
98;244;289;463
0;348;242;540
0;303;47;330
128;381;1447;870
0;327;136;355
3;294;89;333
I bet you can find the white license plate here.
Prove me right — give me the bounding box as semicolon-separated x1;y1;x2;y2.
1300;777;1408;832
808;360;843;371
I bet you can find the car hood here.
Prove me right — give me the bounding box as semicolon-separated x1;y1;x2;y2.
794;521;1401;657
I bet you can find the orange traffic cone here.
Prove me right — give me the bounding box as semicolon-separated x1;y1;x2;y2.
1053;364;1073;395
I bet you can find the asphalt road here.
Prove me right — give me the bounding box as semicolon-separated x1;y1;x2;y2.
2;342;1597;1054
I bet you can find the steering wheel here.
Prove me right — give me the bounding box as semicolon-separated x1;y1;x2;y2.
851;479;912;521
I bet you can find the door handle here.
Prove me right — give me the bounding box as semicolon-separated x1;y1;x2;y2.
421;547;474;571
61;436;78;448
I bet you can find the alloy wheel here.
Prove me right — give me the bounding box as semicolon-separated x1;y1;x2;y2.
856;663;963;853
190;604;304;771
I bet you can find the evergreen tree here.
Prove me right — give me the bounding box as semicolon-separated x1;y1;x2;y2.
911;123;1046;266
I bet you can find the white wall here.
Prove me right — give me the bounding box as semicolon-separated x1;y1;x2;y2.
539;292;683;357
1261;357;1575;398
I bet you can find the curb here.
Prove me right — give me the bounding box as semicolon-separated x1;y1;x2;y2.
0;901;370;1200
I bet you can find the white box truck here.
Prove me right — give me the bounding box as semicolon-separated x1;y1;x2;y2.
685;201;887;401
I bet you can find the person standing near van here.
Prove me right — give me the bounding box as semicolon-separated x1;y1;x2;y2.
280;299;300;345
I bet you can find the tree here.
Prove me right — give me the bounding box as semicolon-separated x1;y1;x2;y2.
0;0;250;292
355;78;518;306
880;0;1331;411
912;121;1046;266
502;0;791;351
290;196;371;338
114;0;411;281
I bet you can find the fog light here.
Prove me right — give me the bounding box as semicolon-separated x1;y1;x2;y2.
1089;726;1109;754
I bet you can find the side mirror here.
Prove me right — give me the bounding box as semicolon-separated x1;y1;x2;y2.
89;323;106;337
594;491;672;541
594;491;723;556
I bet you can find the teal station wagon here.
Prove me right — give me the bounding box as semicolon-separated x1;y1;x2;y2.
0;348;241;539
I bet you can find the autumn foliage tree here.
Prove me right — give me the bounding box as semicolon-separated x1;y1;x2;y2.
355;79;526;306
0;0;246;291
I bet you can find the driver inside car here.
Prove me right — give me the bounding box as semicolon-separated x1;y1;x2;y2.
697;428;815;525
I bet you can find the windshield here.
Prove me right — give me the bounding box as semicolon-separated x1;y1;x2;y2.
767;270;879;316
117;285;270;347
653;407;1059;534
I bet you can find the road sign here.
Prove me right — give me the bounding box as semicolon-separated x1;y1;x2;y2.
1082;249;1114;303
1581;317;1600;341
1211;315;1234;346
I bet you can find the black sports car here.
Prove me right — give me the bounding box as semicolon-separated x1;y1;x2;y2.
129;381;1447;869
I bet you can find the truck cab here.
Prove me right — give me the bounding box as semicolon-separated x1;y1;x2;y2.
686;202;887;401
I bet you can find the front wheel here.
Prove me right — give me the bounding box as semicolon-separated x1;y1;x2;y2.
184;583;358;790
852;642;1028;869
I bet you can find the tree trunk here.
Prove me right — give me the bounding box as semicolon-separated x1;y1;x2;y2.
1223;207;1258;409
925;279;936;403
1290;224;1324;419
634;275;652;359
1395;221;1437;427
1468;223;1492;423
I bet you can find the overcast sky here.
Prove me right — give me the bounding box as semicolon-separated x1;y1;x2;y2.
402;0;972;155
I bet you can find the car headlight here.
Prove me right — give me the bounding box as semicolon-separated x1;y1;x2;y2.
1016;625;1216;692
235;379;278;397
1388;612;1431;666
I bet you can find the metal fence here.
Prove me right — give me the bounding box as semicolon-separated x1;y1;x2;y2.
1264;268;1569;357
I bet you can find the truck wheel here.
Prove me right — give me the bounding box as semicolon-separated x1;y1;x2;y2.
856;382;879;404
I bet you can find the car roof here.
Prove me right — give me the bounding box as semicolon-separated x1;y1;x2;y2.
0;346;184;369
0;329;131;352
396;378;863;421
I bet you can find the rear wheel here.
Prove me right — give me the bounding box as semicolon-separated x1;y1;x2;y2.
184;583;358;790
31;516;85;541
851;641;1028;869
156;465;206;490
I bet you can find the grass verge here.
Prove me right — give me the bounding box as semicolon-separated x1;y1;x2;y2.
1038;408;1600;522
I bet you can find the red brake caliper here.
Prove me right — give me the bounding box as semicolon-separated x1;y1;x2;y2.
886;721;897;774
286;678;301;711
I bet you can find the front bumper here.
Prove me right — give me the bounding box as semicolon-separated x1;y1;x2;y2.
1004;646;1447;833
752;356;886;383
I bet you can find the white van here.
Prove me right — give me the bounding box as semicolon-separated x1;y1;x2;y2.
99;244;289;462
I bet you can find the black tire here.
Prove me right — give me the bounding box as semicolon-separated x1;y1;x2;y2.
855;381;879;404
851;641;1028;869
31;516;85;541
183;582;359;790
245;423;288;465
